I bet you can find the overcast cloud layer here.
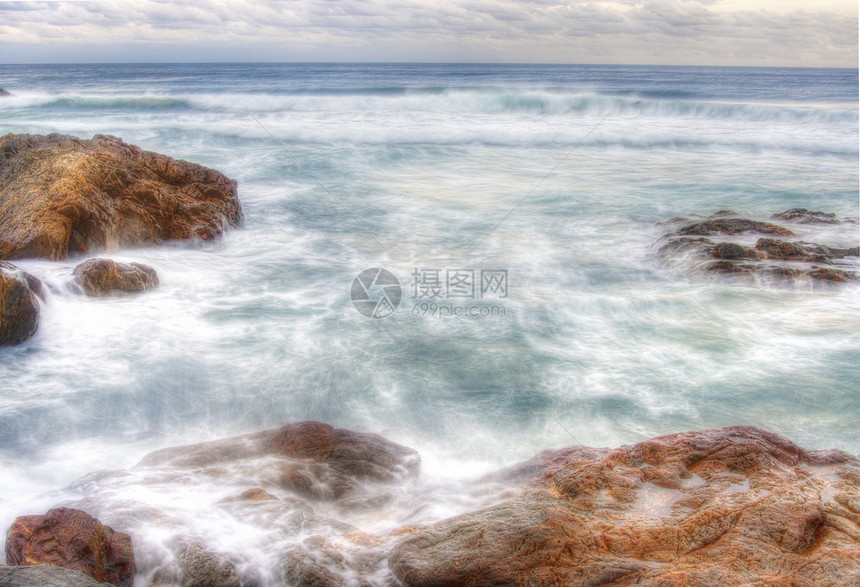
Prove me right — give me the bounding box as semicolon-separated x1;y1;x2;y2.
0;0;856;66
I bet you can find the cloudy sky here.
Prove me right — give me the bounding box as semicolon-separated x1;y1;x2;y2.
0;0;856;67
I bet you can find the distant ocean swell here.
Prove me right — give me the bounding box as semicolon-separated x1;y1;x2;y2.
5;90;855;124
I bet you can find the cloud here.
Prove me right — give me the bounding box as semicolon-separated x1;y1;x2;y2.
0;0;855;66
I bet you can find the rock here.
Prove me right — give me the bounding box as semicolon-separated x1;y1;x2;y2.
137;421;420;503
807;267;858;282
711;241;758;260
0;564;116;586
674;217;793;237
281;546;345;587
220;488;279;503
657;211;858;286
72;258;159;296
0;261;41;345
389;426;860;586
772;208;841;224
0;133;242;261
269;421;421;483
755;238;831;263
172;539;240;587
0;89;12;98
5;507;135;587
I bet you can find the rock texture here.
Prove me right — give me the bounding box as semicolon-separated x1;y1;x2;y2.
39;423;858;585
5;507;135;587
138;421;420;503
0;564;117;587
657;210;859;283
0;133;242;261
390;426;860;586
72;258;159;296
0;261;41;346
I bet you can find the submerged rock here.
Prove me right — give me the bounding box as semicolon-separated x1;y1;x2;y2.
49;423;860;585
0;89;12;97
0;565;116;587
137;421;420;503
0;133;243;261
4;507;135;587
673;217;793;237
0;261;41;346
73;258;159;296
389;426;860;586
170;538;240;587
772;208;841;224
658;211;859;284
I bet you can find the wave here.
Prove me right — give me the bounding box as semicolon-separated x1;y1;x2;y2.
6;89;856;124
27;95;193;112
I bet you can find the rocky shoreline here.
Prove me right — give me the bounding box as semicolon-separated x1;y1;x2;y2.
0;132;243;346
3;423;859;586
656;209;859;284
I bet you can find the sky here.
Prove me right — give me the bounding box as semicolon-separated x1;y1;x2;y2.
0;0;856;67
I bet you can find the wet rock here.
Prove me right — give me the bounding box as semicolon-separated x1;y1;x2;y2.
281;546;344;587
268;421;420;483
0;261;41;345
657;211;858;286
656;236;713;257
755;238;831;263
172;538;240;587
708;209;739;218
674;217;793;237
704;260;754;274
389;426;860;586
0;564;116;586
772;208;841;224
220;488;279;503
711;241;758;260
4;507;135;587
0;89;12;97
72;258;159;296
807;267;858;282
0;133;243;261
137;422;420;503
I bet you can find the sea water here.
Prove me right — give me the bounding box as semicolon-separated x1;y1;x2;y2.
0;63;857;581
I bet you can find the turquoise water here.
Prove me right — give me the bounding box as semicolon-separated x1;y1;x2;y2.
0;63;857;580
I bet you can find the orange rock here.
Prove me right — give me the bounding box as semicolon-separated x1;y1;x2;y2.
4;507;135;586
0;133;242;260
0;261;40;345
390;426;860;586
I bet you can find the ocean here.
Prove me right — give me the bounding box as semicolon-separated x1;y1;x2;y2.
0;63;858;582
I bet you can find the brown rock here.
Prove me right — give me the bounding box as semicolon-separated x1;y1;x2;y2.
268;421;421;483
674;217;793;237
772;208;841;224
0;261;41;345
173;538;240;587
228;488;279;502
711;241;758;260
389;426;860;587
4;507;135;587
73;258;159;296
136;422;420;503
0;133;242;260
281;546;344;587
807;267;858;282
755;238;831;263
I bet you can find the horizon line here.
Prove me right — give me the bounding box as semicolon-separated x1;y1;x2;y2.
0;61;857;71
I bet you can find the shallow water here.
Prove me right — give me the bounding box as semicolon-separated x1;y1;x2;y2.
0;63;857;582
